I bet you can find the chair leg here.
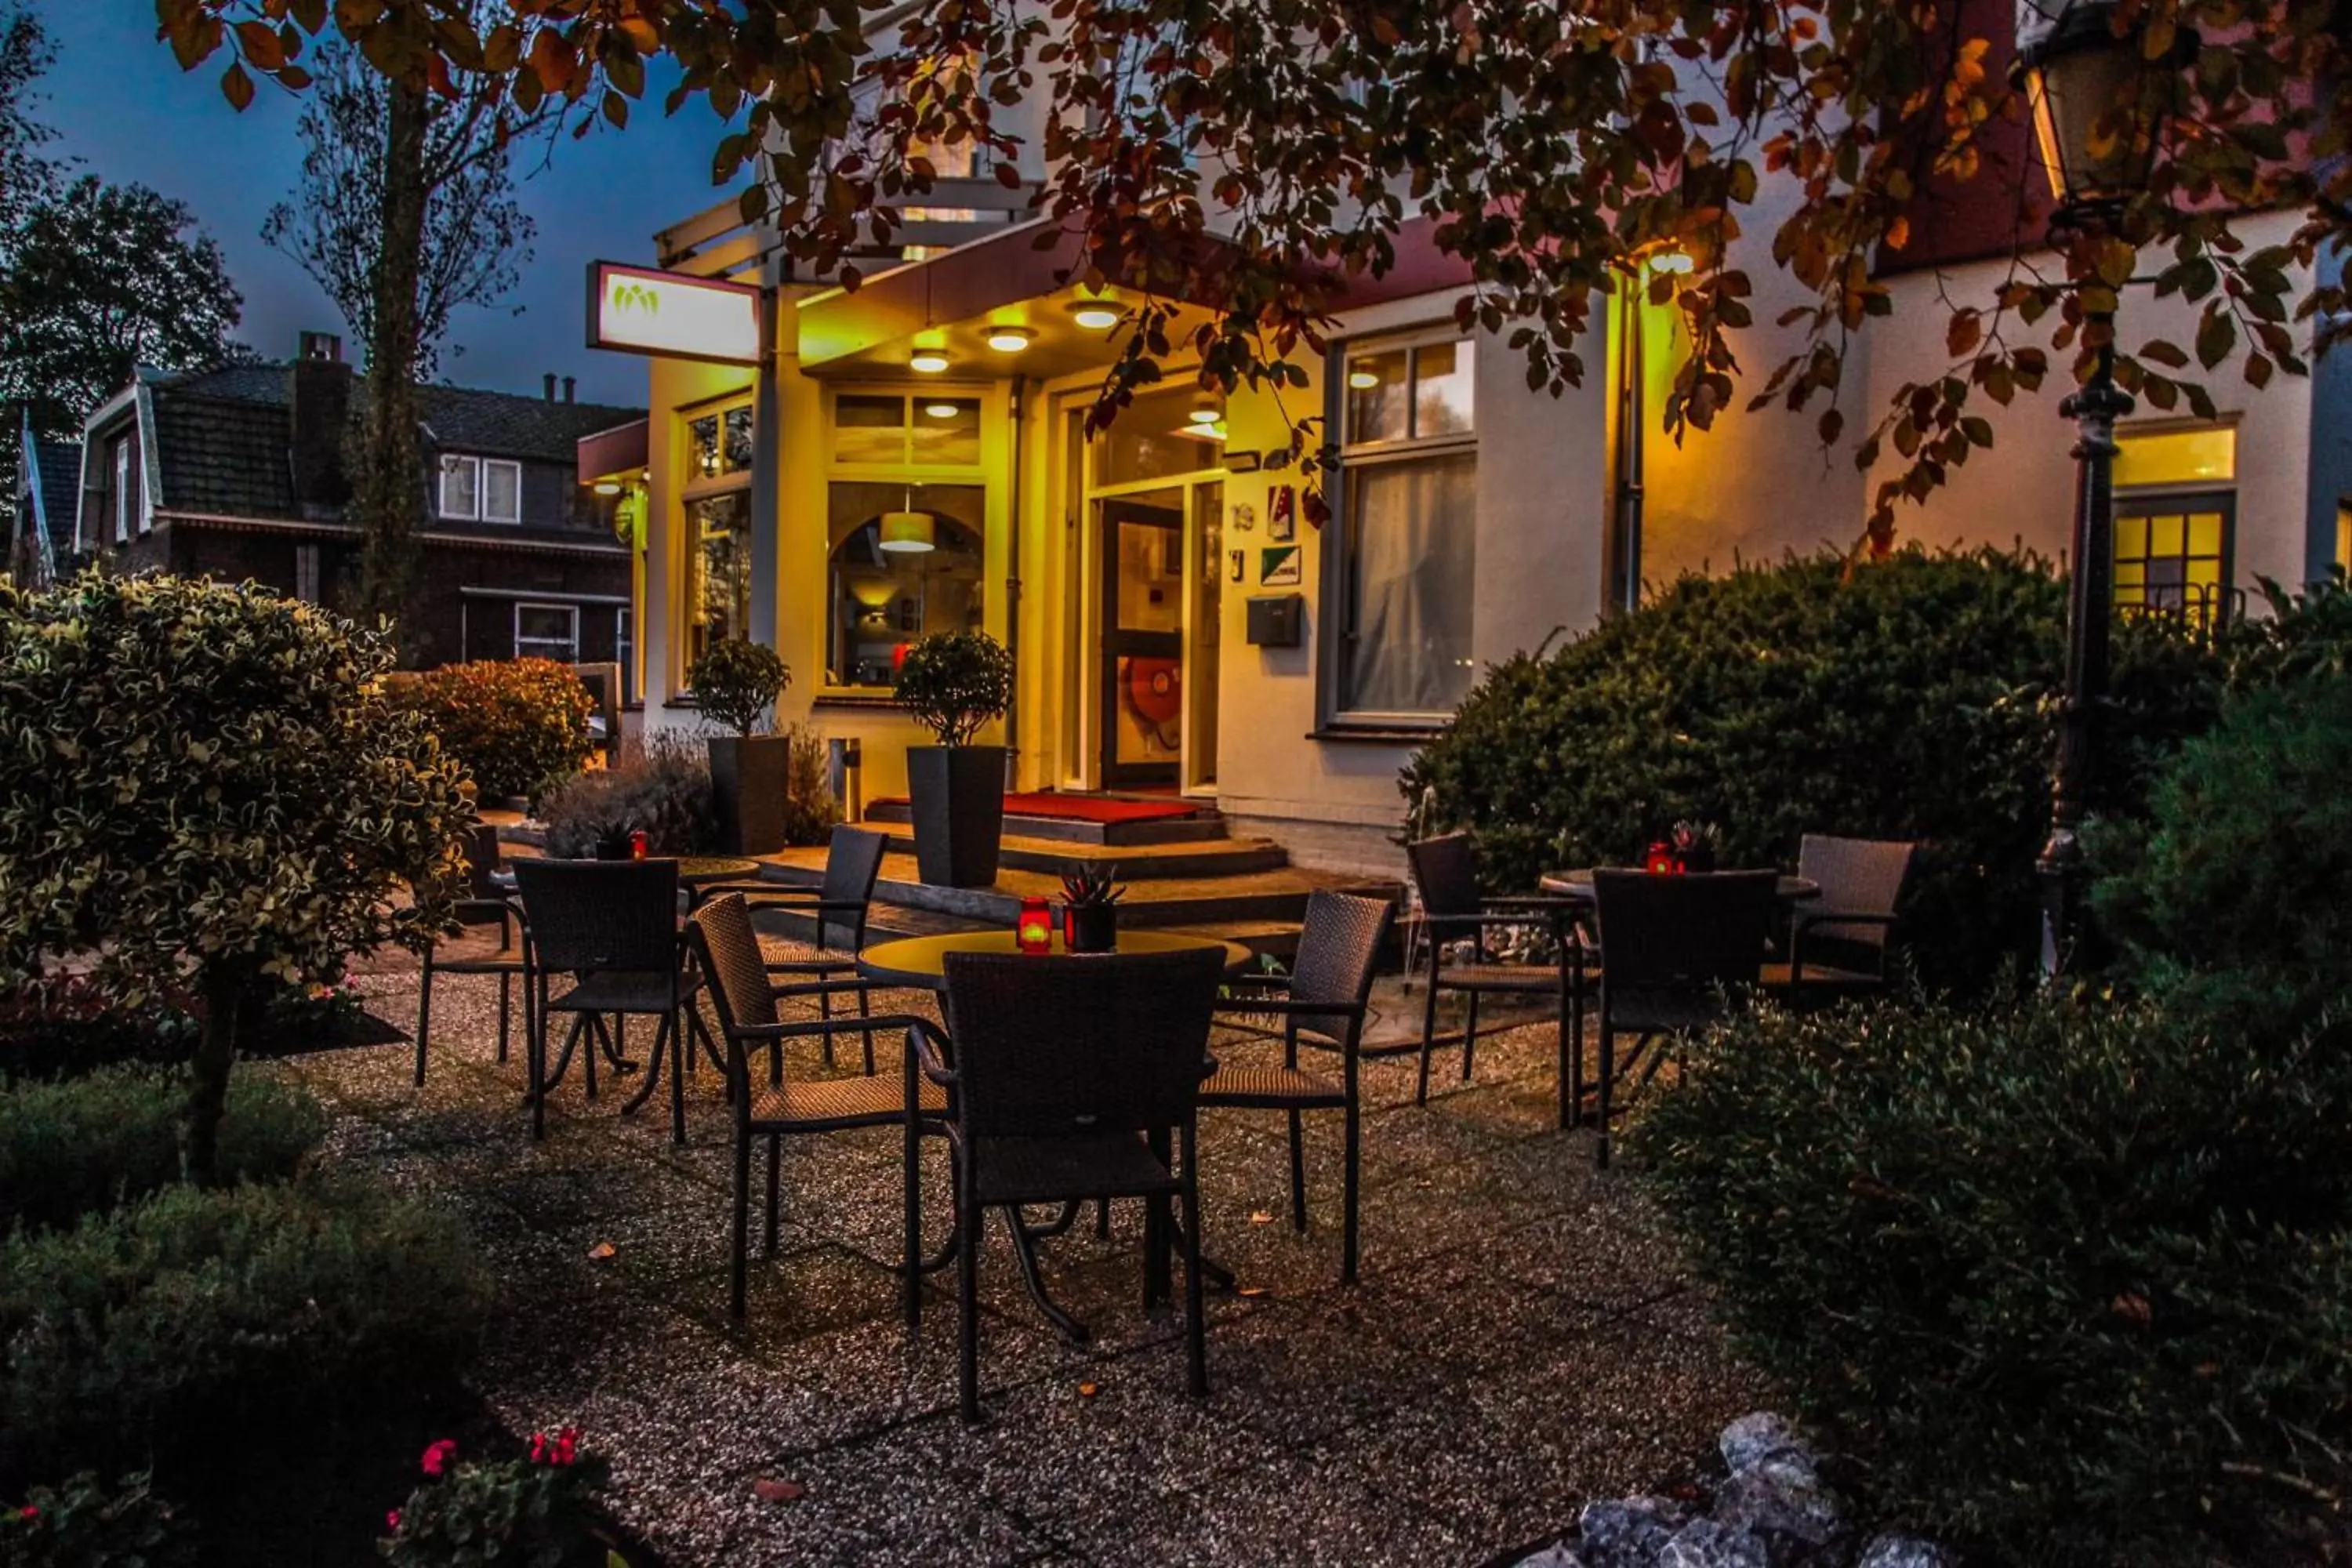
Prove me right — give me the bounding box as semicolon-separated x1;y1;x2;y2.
902;1108;924;1329
1341;1097;1363;1286
859;984;876;1077
495;972;511;1065
582;1015;601;1101
1180;1123;1208;1400
957;1160;983;1425
819;984;836;1069
1287;1109;1308;1233
1595;1023;1615;1171
414;950;434;1087
731;1128;752;1322
666;1013;688;1147
1566;982;1586;1130
1094;1197;1111;1240
529;978;547;1141
1417;969;1441;1107
764;1132;782;1258
1462;989;1479;1083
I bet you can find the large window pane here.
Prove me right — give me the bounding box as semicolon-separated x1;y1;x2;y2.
438;455;477;518
1341;452;1477;715
833;395;907;465
1345;348;1410;444
482;460;521;524
1413;340;1475;437
1097;389;1220;485
825;481;985;687
688;492;753;668
911;397;982;465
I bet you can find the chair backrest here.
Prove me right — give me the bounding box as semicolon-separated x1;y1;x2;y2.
462;824;503;899
941;947;1223;1140
818;826;888;931
1406;833;1483;919
1795;834;1915;951
1286;891;1395;1046
688;892;777;1036
512;858;680;975
1593;870;1778;993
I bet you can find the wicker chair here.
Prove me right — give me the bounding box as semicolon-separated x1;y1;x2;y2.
415;824;528;1086
511;858;705;1144
1200;891;1393;1284
918;946;1225;1424
686;894;942;1323
1590;869;1778;1167
1760;835;1915;1000
1403;833;1595;1122
708;826;889;1073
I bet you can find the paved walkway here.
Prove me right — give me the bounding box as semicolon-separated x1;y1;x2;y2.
296;935;1763;1567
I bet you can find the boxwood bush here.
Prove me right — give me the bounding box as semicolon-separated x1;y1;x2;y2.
1400;548;2216;989
385;658;594;804
0;1065;325;1236
1634;993;2352;1565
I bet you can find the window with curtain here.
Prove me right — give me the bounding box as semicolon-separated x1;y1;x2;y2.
1332;335;1477;720
2112;423;2238;629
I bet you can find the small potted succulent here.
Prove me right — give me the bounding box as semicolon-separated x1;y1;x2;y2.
1058;862;1126;953
688;637;793;855
893;630;1015;887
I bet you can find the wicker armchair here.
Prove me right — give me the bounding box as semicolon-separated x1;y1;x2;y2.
511;858;704;1144
686;894;942;1323
706;826;889;1073
1200;891;1392;1284
1403;833;1595;1123
1590;869;1778;1167
919;946;1225;1424
1760;834;1915;1000
415;824;528;1087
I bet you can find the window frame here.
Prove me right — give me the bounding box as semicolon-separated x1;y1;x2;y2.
437;455;481;521
111;439;130;545
514;601;581;663
2110;419;2241;630
1318;325;1480;732
480;459;523;524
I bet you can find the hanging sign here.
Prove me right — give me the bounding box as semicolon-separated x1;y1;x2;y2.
586;262;761;366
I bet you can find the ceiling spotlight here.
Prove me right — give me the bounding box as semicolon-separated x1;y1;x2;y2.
909;348;951;373
1347;368;1380;390
924;402;961;419
593;481;622;496
1188;403;1221;425
1069;301;1121;331
985;327;1033;354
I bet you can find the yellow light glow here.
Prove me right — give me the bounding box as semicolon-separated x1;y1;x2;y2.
985;327;1033;353
1648;250;1696;274
2114;426;2238;488
924;402;960;419
593;481;622;496
1347;369;1379;390
909;349;951;373
1188;405;1221;425
1071;303;1121;330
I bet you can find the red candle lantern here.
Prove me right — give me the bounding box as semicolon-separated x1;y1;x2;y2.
1645;840;1678;876
630;829;648;861
1016;895;1054;954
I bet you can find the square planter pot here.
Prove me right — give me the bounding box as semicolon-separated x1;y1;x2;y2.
906;744;1007;887
708;734;793;855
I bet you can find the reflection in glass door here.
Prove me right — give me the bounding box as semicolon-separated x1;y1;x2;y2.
1099;491;1185;786
1187;482;1221;788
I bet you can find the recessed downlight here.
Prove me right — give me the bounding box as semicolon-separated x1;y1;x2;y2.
924;402;960;419
909;349;951;373
593;481;622;496
985;326;1033;353
1069;301;1121;331
1347;369;1380;390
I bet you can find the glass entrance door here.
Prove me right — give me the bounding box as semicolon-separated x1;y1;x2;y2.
1099;490;1185;786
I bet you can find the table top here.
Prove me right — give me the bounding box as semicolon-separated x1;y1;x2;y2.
1539;869;1821;902
858;929;1256;990
492;855;764;891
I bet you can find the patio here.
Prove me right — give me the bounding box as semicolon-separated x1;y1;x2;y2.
306;927;1766;1567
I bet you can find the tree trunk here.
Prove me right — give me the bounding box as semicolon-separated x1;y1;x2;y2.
184;969;246;1187
354;78;431;659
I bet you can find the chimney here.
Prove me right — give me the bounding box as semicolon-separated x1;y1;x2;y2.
288;331;354;513
562;376;576;404
543;372;557;402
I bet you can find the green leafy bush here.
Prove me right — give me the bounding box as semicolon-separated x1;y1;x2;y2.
1635;993;2352;1565
2091;673;2352;1030
537;731;717;858
685;637;790;738
0;1471;187;1568
0;1065;325;1236
894;630;1014;746
1400;548;2212;988
385;658;595;804
777;724;841;847
380;1432;611;1568
0;1178;490;1485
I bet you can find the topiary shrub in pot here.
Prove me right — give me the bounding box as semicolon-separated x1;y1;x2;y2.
687;637;793;855
893;630;1014;887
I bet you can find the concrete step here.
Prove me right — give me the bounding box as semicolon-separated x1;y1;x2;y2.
870;829;1289;880
859;800;1233;847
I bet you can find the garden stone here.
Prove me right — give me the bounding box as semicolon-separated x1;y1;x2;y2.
1514;1543;1589;1568
1712;1460;1842;1552
1719;1412;1811;1476
1857;1536;1950;1568
1657;1519;1769;1568
1577;1496;1690;1567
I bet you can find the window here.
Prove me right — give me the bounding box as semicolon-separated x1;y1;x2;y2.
514;602;579;663
111;440;129;545
687;492;753;669
1330;334;1478;719
294;544;321;604
2112;424;2238;628
832;394;982;467
615;607;635;705
482;460;521;524
688;405;754;481
825;482;985;687
437;455;479;519
439;456;521;522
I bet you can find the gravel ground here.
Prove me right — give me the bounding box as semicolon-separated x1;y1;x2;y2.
295;927;1766;1568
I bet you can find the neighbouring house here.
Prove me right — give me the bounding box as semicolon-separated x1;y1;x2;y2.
71;332;645;685
9;408;79;587
593;3;2347;877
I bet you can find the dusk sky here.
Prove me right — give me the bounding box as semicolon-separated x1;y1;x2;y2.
34;3;752;409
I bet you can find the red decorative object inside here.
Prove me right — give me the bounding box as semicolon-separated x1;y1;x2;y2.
1016;895;1054;954
1644;841;1680;876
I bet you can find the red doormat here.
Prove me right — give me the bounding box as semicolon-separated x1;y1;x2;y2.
871;791;1202;825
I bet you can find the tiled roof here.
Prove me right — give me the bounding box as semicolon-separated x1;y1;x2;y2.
31;441;81;522
151;394;294;520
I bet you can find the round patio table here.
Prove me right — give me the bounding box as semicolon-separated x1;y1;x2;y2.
1539;868;1821;904
492;855;762;909
857;927;1254;990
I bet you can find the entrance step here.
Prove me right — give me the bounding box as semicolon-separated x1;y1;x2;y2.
869;829;1289;880
860;800;1233;848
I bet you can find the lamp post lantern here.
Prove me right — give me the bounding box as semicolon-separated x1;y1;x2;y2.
2016;0;2186;975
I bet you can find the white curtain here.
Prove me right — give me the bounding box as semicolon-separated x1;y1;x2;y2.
1344;452;1477;714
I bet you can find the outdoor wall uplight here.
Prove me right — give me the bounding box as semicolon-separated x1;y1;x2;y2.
909;348;952;373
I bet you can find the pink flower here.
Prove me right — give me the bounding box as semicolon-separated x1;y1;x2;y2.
421;1438;458;1477
19;1506;37;1520
528;1431;547;1464
385;1509;402;1534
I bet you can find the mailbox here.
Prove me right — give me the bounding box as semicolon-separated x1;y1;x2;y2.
1246;593;1304;648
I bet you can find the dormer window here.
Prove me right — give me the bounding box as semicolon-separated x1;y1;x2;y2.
438;455;522;524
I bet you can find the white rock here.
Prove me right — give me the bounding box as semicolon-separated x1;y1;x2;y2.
1857;1534;1951;1568
1657;1519;1769;1568
1576;1496;1689;1568
1718;1411;1810;1475
1513;1543;1589;1568
1713;1462;1842;1549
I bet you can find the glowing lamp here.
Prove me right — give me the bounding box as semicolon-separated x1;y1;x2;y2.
1347;369;1379;390
2016;0;2187;218
1016;896;1054;954
924;402;961;419
985;327;1033;353
878;511;936;554
1070;302;1122;331
1645;840;1680;876
593;480;622;496
909;348;951;373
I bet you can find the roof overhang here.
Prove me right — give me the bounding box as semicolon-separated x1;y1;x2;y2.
579;418;649;483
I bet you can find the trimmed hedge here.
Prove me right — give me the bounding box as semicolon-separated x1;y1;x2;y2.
386;659;594;804
1400;548;2214;988
0;1065;325;1236
1635;993;2352;1565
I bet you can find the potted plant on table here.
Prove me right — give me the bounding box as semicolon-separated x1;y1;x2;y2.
894;630;1015;887
688;637;793;855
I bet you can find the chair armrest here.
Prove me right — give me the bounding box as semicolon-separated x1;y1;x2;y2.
728;1011;927;1044
908;1019;958;1087
764;975;874;1003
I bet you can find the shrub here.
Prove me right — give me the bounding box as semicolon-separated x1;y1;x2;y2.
379;1431;611;1568
537;730;717;858
894;630;1014;746
778;724;841;847
1;1472;188;1568
0;1065;325;1236
0;1178;490;1485
386;658;595;804
1399;548;2212;989
2090;673;2352;1031
0;572;472;1182
1634;993;2352;1564
686;637;790;738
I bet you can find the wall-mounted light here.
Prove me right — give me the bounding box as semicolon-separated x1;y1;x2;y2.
909;348;951;374
879;510;936;554
1069;300;1121;331
985;327;1033;354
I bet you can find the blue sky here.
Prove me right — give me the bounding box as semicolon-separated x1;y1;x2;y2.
31;3;748;408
